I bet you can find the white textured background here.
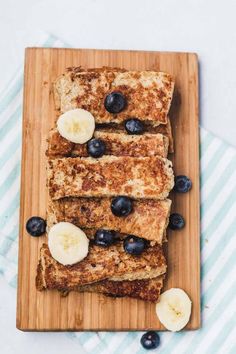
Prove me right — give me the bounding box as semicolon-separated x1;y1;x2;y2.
0;1;236;353
1;0;236;147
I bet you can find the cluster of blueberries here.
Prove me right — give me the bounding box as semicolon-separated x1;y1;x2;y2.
94;175;192;256
95;196;146;255
88;91;144;158
26;175;191;258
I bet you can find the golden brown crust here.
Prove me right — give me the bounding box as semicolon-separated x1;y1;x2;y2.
37;66;175;301
48;156;174;200
53;67;174;126
36;242;166;290
47;129;169;158
47;197;171;244
76;275;165;302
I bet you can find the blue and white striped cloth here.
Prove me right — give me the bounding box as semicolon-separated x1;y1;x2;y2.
0;34;235;354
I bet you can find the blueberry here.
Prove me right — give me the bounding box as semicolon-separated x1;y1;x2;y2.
87;139;106;158
124;235;146;255
174;175;192;193
26;216;46;237
125;118;144;135
111;196;133;217
94;229;116;247
104;91;126;113
169;213;185;230
140;331;160;350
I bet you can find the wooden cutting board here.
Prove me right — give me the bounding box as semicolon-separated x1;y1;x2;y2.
17;48;200;331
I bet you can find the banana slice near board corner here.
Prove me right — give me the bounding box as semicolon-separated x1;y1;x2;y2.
155;288;192;332
57;108;95;144
48;222;89;266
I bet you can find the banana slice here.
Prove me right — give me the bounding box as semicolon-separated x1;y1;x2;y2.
48;222;89;265
155;288;192;331
57;109;95;144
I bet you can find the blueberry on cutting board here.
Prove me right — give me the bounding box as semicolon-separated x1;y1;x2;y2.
169;213;185;230
174;175;192;193
104;92;126;113
26;216;46;236
140;331;160;350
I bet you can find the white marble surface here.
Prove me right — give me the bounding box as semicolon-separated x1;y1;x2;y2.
0;0;236;353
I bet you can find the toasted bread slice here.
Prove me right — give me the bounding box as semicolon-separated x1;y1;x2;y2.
47;197;171;245
47;201;167;244
72;275;165;302
53;67;174;126
36;242;166;290
47;129;169;158
96;116;174;153
48;156;174;200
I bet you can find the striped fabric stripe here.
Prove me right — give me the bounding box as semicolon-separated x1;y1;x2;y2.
0;34;235;354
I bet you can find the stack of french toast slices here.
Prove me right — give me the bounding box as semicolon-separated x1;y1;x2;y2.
36;67;175;302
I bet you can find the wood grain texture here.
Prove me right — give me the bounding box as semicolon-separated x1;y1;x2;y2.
17;48;200;331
